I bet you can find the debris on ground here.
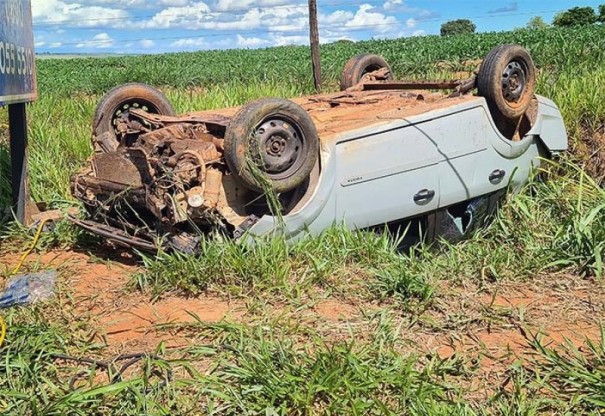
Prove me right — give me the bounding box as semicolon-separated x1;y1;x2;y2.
0;271;57;308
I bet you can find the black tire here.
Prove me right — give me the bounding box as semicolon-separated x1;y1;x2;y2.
93;83;175;140
477;45;536;120
224;98;319;194
340;54;393;91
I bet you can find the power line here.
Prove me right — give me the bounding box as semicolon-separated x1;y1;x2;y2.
46;8;572;48
46;22;399;47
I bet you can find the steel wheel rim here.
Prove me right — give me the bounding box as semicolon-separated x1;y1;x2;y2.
501;60;527;103
254;116;305;181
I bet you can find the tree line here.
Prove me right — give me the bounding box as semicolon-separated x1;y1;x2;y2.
440;4;605;36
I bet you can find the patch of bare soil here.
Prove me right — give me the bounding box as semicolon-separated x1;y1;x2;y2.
0;249;245;353
313;299;359;322
410;274;605;400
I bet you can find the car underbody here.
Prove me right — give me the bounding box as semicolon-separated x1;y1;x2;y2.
69;46;568;252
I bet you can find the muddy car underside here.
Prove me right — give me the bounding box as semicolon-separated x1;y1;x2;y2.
71;90;470;251
72;110;269;252
70;45;567;252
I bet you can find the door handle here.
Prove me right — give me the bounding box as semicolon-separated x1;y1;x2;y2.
489;169;506;183
414;189;436;203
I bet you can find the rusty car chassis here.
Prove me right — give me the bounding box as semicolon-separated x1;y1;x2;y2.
70;45;568;252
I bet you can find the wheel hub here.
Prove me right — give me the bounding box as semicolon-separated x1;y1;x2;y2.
112;101;154;133
256;119;303;175
501;61;526;102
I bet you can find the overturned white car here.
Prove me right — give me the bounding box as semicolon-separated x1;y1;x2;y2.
70;45;568;252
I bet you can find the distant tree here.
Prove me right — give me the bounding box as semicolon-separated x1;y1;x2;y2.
599;4;605;22
440;19;476;36
526;16;549;29
553;6;597;27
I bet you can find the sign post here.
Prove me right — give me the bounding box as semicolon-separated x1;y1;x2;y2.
1;0;37;224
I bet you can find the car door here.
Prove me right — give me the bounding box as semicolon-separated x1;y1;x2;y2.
414;106;490;209
334;124;441;229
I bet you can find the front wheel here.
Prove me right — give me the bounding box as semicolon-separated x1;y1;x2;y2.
477;45;536;121
224;98;320;194
92;83;176;150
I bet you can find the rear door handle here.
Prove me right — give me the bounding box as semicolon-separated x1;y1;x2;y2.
414;189;435;203
489;169;506;183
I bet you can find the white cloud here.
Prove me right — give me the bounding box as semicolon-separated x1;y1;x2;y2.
136;2;399;36
140;39;155;48
213;0;293;12
236;34;269;47
139;3;310;32
271;34;308;47
32;0;130;27
319;10;354;25
170;38;208;48
383;0;403;11
33;1;430;53
76;32;114;49
160;0;190;5
81;0;147;6
345;4;397;33
59;0;184;7
142;2;213;29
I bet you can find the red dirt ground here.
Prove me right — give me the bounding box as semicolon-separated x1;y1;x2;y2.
0;249;602;376
0;250;245;352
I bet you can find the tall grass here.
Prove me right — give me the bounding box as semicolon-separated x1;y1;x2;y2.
34;26;605;97
137;226;434;308
136;159;605;304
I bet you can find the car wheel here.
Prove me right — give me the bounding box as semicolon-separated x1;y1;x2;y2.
340;54;393;91
224;98;320;194
477;45;536;121
92;83;175;147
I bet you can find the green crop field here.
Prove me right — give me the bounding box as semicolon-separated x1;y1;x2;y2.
0;25;604;414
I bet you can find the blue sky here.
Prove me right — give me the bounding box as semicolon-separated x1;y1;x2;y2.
32;0;604;54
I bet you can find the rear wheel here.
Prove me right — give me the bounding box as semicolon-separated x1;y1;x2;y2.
477;45;536;121
92;83;175;149
224;98;319;194
340;54;393;91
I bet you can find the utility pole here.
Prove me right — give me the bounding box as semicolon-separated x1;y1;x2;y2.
308;0;322;92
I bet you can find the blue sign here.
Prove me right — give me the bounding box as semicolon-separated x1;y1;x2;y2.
0;0;36;106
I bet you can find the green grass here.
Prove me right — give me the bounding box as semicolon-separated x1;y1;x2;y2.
137;225;434;309
1;24;605;415
528;329;605;413
2;316;464;415
33;26;605;97
4;294;605;415
136;159;605;302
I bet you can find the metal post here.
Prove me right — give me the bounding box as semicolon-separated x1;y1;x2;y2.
8;103;29;223
308;0;322;92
